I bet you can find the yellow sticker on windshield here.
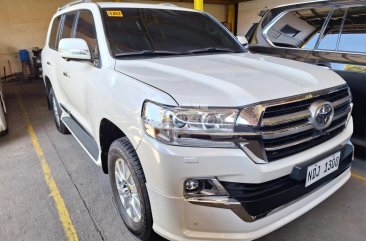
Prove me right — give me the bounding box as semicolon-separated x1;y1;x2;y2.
107;10;123;17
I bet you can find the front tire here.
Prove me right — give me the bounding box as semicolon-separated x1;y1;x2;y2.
49;88;69;134
108;137;152;241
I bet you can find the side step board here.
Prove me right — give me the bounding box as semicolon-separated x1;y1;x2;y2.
61;116;99;161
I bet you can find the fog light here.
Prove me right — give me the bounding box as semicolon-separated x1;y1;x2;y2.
184;177;229;198
185;179;200;191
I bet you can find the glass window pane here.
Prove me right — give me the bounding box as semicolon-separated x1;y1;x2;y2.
339;7;366;53
49;16;61;50
267;7;332;49
76;11;98;58
318;9;345;51
102;8;242;56
60;13;76;40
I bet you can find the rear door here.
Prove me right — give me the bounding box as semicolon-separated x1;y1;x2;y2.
43;15;63;99
56;12;78;110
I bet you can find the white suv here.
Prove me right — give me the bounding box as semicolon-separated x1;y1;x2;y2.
42;1;354;241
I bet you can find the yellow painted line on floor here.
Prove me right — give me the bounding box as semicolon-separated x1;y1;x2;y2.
352;172;366;183
16;90;79;241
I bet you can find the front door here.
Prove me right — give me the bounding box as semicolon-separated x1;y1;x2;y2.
57;10;100;134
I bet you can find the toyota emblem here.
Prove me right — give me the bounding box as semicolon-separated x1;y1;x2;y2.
309;101;334;130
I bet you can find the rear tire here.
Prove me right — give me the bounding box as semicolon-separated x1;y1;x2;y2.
49;88;69;134
0;99;8;136
108;137;152;241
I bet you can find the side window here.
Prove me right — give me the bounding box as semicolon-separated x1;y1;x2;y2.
317;8;346;51
75;11;98;58
266;7;332;49
49;16;61;50
338;6;366;53
60;12;77;41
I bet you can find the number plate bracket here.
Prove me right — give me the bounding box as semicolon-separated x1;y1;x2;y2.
289;144;351;181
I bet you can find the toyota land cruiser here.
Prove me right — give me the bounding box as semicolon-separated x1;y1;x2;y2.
42;1;354;240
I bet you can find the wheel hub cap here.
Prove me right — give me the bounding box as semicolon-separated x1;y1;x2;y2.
115;158;142;223
52;97;61;126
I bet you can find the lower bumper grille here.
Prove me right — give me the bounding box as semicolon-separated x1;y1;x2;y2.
221;143;353;217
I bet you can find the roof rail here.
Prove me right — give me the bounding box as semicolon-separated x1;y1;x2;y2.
159;3;178;7
58;0;92;12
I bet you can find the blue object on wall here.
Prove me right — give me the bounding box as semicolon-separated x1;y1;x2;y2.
19;49;30;62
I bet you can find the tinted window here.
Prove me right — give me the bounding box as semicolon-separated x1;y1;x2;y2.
317;9;346;51
102;8;243;57
76;11;98;58
60;13;77;41
49;16;61;49
267;7;332;49
338;7;366;53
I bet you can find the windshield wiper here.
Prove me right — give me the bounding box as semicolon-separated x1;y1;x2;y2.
115;50;183;58
187;47;238;54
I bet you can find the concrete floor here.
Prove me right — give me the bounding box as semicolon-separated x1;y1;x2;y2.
0;82;365;241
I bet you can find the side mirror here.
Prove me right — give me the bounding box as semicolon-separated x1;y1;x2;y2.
236;36;249;47
58;38;91;60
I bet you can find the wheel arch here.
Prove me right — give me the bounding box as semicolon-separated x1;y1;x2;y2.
44;76;52;109
99;118;127;174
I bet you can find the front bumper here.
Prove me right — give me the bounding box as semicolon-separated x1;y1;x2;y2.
149;168;350;241
136;121;353;241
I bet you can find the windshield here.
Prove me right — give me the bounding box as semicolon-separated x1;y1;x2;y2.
102;8;244;58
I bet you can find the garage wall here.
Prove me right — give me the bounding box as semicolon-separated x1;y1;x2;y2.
0;0;226;75
126;0;227;22
237;0;308;36
0;0;73;74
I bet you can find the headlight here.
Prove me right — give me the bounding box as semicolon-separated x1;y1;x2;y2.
142;101;261;148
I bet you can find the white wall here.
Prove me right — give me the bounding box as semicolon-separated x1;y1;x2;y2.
237;0;323;36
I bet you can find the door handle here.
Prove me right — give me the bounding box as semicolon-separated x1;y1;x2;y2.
316;64;332;70
63;72;70;78
47;61;51;65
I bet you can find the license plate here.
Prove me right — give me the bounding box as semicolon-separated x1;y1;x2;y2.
305;151;341;187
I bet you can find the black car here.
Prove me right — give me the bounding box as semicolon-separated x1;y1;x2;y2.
246;0;365;154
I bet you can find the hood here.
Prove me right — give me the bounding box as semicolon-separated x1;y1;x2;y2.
115;53;345;107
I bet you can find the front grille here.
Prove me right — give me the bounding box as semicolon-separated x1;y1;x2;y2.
259;85;352;162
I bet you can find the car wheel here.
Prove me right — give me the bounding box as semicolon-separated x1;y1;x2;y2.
108;137;152;241
0;99;8;136
49;88;69;134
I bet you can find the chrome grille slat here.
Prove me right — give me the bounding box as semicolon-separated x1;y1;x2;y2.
264;119;348;152
261;105;352;139
262;122;313;139
333;96;352;108
257;85;352;162
333;106;352;121
262;110;310;127
261;91;351;128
